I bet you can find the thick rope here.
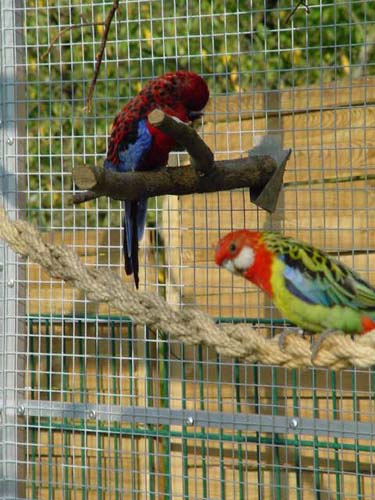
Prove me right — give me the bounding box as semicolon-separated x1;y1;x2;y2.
1;208;374;370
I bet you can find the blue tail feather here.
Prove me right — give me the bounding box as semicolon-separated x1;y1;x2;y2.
124;198;148;257
122;199;147;288
124;200;134;259
136;198;148;241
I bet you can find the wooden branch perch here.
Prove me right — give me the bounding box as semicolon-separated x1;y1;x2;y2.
148;109;214;175
73;110;288;211
72;156;276;203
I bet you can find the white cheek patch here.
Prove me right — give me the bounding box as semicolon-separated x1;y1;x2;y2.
233;247;254;272
221;247;254;276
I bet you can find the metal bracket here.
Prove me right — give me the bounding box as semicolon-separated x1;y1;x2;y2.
14;400;375;441
249;135;291;213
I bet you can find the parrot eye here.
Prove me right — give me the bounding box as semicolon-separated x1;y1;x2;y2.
229;242;237;253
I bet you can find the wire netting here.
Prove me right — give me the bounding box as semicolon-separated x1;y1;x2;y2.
1;0;375;498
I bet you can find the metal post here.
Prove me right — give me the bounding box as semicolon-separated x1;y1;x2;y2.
263;85;288;500
0;1;26;498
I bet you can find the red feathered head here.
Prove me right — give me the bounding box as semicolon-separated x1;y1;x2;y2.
154;71;209;114
175;71;210;111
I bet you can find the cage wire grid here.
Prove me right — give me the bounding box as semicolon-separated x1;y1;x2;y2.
0;0;375;498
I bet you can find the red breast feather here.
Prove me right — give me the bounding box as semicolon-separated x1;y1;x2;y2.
243;236;273;297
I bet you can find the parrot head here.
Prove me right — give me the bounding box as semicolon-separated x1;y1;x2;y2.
172;71;210;117
215;230;261;277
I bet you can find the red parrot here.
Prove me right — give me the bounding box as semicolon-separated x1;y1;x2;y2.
215;229;375;334
104;71;209;288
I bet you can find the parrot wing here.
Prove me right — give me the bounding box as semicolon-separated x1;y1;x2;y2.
277;244;375;315
104;119;153;288
105;99;147;166
106;119;152;173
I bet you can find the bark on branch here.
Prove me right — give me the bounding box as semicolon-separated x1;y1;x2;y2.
72;156;276;203
73;109;279;205
148;109;214;175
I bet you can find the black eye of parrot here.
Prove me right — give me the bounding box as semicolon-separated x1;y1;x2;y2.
229;242;236;253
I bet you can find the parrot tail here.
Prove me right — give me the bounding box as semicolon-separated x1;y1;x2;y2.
123;198;148;289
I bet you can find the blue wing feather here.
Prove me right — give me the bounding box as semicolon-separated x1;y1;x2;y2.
282;263;333;306
104;119;152;173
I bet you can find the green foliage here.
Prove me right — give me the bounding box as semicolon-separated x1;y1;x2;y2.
24;0;374;228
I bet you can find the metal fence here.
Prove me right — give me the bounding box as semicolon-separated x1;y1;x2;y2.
1;0;375;498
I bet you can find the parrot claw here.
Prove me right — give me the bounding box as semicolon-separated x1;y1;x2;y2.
278;328;305;350
310;329;343;361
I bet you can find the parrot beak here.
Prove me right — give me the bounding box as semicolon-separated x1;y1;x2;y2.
221;259;237;275
188;110;205;121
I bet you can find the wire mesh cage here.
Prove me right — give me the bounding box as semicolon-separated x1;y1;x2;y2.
1;0;375;498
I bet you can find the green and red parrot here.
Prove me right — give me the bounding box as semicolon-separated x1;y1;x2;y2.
215;229;375;334
104;71;209;288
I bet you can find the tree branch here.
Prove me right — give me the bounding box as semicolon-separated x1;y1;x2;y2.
72;156;277;203
84;0;120;112
148;109;214;175
284;0;310;24
41;22;105;60
40;1;120;112
72;110;288;210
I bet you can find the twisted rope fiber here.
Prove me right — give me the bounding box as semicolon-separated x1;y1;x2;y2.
1;208;375;369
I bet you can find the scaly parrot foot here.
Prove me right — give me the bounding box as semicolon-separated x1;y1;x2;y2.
278;328;305;350
310;329;344;362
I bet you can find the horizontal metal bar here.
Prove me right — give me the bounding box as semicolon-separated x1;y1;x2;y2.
27;313;291;326
14;400;375;441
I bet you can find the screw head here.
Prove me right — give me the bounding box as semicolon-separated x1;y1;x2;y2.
7;137;14;145
7;279;14;288
17;405;25;416
88;410;96;420
186;416;194;426
289;417;299;429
